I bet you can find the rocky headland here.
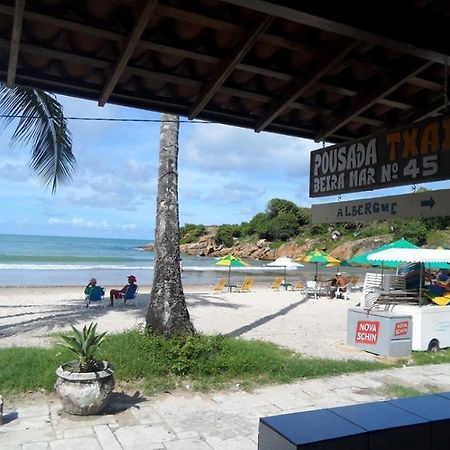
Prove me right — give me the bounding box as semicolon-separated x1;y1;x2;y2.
141;229;393;261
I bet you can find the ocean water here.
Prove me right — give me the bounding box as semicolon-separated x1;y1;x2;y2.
0;234;372;287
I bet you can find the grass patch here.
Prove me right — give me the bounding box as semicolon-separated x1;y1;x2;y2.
0;346;72;393
412;348;450;365
0;330;394;396
384;384;422;398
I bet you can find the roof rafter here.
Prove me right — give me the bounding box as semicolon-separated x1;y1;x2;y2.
254;40;359;132
317;61;433;141
6;0;25;87
188;15;273;119
221;0;450;64
98;0;158;107
0;37;385;129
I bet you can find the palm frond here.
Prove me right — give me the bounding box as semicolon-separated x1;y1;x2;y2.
0;83;76;192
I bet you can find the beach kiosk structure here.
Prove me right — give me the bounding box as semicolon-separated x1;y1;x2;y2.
347;248;450;356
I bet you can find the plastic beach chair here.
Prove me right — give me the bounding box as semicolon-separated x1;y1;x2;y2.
271;277;283;290
85;286;105;308
120;284;138;306
237;277;254;292
212;278;226;292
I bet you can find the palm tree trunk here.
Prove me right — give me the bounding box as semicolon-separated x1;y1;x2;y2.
146;113;194;336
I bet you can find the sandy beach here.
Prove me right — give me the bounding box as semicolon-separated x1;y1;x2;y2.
0;282;377;361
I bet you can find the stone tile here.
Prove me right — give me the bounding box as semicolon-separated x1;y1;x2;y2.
50;437;102;450
151;395;217;418
94;424;122;450
55;414;118;431
268;393;315;411
17;404;50;419
114;424;174;447
0;415;51;432
23;442;49;450
333;387;386;403
175;431;199;440
119;444;164;450
131;405;163;425
63;426;95;438
1;445;21;450
164;437;213;449
0;427;55;446
205;435;257;450
113;409;141;427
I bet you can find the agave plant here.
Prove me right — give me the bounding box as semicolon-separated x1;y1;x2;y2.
59;323;107;373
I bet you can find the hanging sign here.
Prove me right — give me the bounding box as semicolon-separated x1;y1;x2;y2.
309;113;450;197
311;188;450;223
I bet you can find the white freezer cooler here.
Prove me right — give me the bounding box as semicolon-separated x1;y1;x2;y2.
391;304;450;351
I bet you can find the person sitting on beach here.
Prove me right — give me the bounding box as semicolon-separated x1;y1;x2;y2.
435;272;450;292
84;278;97;297
329;273;347;298
109;275;137;306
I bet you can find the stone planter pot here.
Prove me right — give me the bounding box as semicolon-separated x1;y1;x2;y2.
54;361;115;415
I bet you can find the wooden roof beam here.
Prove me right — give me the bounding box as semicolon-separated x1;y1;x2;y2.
188;15;273;119
254;41;358;132
7;0;25;87
317;61;433;141
98;0;158;107
221;0;450;64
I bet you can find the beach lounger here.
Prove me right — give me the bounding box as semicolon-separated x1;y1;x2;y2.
237;277;253;292
271;277;283;290
212;277;226;292
85;286;105;308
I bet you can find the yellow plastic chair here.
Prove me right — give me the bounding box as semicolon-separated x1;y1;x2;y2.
238;277;254;292
211;278;226;292
271;277;283;290
293;281;305;292
424;291;450;306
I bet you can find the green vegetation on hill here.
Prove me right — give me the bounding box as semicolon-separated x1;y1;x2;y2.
180;197;450;249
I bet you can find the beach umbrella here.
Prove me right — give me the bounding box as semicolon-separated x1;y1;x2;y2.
326;259;352;270
347;238;417;268
266;257;304;283
368;247;450;300
296;249;341;280
348;238;450;270
215;254;249;286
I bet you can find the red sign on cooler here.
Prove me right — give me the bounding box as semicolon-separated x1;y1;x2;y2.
395;321;409;336
355;320;380;344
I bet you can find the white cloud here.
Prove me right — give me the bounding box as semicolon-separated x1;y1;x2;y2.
48;216;137;231
182;123;312;177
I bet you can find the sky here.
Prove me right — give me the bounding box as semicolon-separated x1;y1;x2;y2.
0;94;449;240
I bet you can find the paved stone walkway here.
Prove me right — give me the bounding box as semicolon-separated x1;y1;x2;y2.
2;363;450;449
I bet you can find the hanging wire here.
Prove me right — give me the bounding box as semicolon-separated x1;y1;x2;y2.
0;114;211;123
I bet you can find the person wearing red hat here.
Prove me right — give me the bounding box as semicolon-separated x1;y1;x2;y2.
109;275;137;306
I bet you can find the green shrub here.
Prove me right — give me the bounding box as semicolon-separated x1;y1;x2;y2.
180;224;207;244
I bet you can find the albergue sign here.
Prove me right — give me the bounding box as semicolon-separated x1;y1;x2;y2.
309;113;450;197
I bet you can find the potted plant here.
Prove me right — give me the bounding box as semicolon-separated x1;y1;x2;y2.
54;322;115;415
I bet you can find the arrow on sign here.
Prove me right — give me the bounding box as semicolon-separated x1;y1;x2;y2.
420;197;435;209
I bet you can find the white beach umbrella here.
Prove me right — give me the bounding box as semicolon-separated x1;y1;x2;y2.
368;248;450;299
266;257;304;282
